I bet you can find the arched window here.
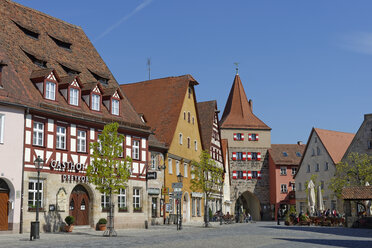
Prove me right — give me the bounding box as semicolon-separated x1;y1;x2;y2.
188;112;190;123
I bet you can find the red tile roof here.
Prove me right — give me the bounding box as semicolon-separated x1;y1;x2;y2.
314;128;355;164
121;75;198;146
0;0;148;131
220;74;270;130
342;186;372;200
197;100;217;151
269;144;306;165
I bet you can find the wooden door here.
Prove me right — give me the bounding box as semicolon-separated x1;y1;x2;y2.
69;191;89;225
0;192;8;231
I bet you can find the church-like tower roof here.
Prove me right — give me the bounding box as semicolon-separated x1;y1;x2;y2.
220;74;270;130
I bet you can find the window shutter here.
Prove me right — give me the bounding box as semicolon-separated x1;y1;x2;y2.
243;171;247;179
242;152;246;161
248;133;252;141
256;134;259;141
232;152;237;161
257;171;262;179
257;152;261;161
241;133;245;141
232;171;237;179
247;152;252;161
233;133;237;141
247;171;252;179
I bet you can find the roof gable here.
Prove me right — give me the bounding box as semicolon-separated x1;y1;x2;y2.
0;0;145;127
197;100;217;150
220;74;270;130
121;75;198;145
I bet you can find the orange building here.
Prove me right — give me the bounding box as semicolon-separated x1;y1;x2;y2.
268;143;305;220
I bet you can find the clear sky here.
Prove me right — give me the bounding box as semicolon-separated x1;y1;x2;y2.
14;0;372;144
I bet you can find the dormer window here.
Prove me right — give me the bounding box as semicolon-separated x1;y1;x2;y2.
89;70;109;85
92;94;100;111
69;88;79;106
45;81;56;100
112;99;119;115
23;50;47;68
49;35;71;50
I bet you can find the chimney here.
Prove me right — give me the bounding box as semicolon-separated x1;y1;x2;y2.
297;141;303;145
248;99;253;112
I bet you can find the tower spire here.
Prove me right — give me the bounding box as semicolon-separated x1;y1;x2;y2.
234;62;239;75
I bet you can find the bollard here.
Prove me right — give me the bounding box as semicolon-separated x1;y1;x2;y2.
145;220;148;229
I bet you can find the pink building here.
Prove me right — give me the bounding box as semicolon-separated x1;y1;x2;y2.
268;143;305;220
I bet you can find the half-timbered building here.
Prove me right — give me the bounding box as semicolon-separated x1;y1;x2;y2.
0;0;151;232
197;100;225;215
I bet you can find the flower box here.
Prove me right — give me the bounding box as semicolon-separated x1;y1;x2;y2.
133;207;142;213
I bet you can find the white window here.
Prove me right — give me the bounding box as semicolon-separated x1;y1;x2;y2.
56;126;66;149
291;182;296;191
69;88;79;106
132;140;139;160
292;167;297;175
101;192;110;210
45;81;56;100
0;114;4;143
176;160;180;176
118;188;126;210
77;130;86;152
179;133;183;145
281;184;287;193
168;158;173;174
184;163;188;178
151;154;156;170
133;188;141;209
33;121;44;146
28;179;43;208
194;140;197;151
280;167;287;175
112;99;119;115
92;94;100;111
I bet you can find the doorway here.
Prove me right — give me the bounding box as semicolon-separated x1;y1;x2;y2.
69;185;90;225
0;179;9;231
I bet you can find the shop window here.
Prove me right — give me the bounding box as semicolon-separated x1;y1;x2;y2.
28;179;43;209
133;188;141;211
152;197;158;218
118;188;127;211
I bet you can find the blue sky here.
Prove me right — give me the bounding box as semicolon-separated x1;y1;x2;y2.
15;0;372;144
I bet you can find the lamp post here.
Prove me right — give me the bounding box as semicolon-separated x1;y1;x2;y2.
220;183;223;225
176;173;183;230
157;154;166;224
31;155;43;240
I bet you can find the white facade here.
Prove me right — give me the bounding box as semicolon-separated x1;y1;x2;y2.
0;104;24;233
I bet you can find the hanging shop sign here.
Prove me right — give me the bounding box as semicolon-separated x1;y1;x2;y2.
147;172;157;180
148;188;160;195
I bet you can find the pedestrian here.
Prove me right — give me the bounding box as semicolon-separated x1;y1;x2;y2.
277;210;281;225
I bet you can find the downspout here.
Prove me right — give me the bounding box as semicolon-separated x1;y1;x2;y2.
19;107;29;233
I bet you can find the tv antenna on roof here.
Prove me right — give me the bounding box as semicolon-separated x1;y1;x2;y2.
147;58;151;80
234;62;239;75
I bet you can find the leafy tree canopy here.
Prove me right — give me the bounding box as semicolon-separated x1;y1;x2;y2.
86;122;131;195
330;152;372;198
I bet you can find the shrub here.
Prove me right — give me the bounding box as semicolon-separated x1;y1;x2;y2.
300;215;309;222
98;218;107;225
209;208;213;221
65;216;75;226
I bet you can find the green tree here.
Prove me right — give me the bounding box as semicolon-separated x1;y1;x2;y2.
86;122;131;236
191;150;224;227
330;152;372;198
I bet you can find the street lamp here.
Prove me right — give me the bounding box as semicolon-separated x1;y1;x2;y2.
31;155;43;240
176;173;183;230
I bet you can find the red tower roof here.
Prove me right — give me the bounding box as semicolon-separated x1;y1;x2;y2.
220;74;270;130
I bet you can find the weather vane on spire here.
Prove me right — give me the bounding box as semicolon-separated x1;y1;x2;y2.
234;62;239;75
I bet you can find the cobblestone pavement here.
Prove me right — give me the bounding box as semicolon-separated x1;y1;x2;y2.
0;222;371;248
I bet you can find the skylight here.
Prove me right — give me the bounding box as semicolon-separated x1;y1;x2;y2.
13;21;39;39
23;50;47;68
282;152;288;157
50;35;71;50
296;152;301;157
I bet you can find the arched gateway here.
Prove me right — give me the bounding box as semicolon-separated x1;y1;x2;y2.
236;191;261;221
69;185;90;225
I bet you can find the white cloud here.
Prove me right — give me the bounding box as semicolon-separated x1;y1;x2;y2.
95;0;153;41
339;32;372;55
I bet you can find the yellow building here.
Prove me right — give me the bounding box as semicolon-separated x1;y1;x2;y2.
121;75;204;223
